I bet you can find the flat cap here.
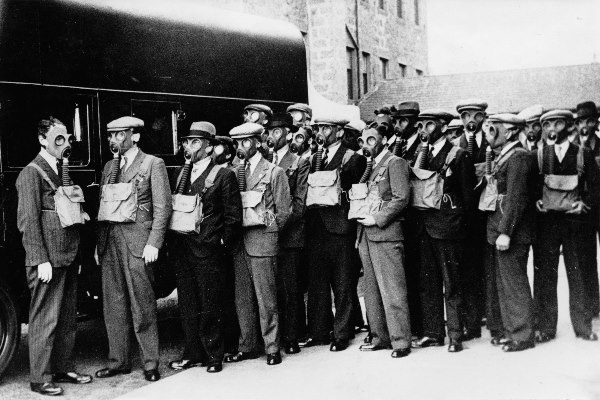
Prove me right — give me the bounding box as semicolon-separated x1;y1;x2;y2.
229;122;265;139
345;119;367;132
395;101;420;117
447;118;463;129
456;99;488;113
517;105;544;123
418;109;454;125
487;113;525;126
107;116;144;132
576;101;599;118
244;104;273;119
286;103;312;118
540;109;574;122
313;116;350;126
186;121;216;139
270;113;299;132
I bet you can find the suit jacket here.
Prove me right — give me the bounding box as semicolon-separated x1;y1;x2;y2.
97;150;172;257
235;156;292;257
538;142;600;221
487;144;535;245
16;154;80;268
170;161;242;256
358;152;410;242
454;132;488;180
278;150;310;249
414;140;476;240
306;144;367;235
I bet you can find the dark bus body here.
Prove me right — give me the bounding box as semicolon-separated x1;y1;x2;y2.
0;0;308;377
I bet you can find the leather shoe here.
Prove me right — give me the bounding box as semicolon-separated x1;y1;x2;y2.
206;363;223;373
298;337;330;348
53;371;93;384
363;332;373;344
390;348;411;358
30;382;63;396
490;335;510;346
447;339;463;353
576;332;598;341
502;340;534;352
95;368;131;379
411;336;444;348
168;359;205;370
359;343;390;351
284;342;301;354
267;352;282;365
143;369;160;382
329;339;349;352
223;351;261;363
534;332;555;344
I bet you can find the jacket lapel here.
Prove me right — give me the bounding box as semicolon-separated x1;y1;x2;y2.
247;157;269;189
122;150;146;183
325;145;346;170
35;154;61;187
370;151;392;180
278;150;294;170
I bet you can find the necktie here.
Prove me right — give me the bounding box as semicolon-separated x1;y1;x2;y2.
273;152;278;166
322;149;329;168
56;160;63;180
467;133;475;156
120;156;128;174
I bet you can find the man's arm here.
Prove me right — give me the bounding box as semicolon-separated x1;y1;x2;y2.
147;157;172;250
498;152;532;237
271;166;292;229
455;149;477;211
221;168;242;247
286;157;309;227
373;157;410;228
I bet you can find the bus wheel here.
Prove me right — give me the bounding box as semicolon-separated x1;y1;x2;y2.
0;282;20;379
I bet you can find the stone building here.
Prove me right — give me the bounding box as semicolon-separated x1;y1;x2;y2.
198;0;429;105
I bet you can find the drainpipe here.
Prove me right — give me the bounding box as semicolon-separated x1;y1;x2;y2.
355;0;360;100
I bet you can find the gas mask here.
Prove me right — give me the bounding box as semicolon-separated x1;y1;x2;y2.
182;137;213;164
358;128;386;159
416;119;446;145
486;123;520;150
41;124;74;160
370;114;393;139
290;128;310;154
243;109;269;127
289;110;311;128
542;118;570;145
212;143;233;165
107;128;138;156
460;110;485;134
575;116;598;142
525;121;542;144
235;137;258;162
393;116;417;139
312;124;341;150
267;126;289;152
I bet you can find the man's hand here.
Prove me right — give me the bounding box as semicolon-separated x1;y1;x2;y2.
495;234;511;252
142;245;159;265
535;200;547;213
37;262;53;283
357;215;377;227
566;200;590;215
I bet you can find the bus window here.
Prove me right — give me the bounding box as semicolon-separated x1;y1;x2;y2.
0;90;92;168
131;100;182;156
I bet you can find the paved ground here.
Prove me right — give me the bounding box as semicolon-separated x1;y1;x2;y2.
2;255;600;399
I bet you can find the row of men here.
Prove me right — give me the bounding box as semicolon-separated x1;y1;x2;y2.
15;98;600;396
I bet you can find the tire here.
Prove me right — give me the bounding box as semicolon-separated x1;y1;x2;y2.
0;282;20;379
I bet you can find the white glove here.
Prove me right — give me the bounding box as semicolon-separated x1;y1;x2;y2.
37;262;53;283
142;245;159;265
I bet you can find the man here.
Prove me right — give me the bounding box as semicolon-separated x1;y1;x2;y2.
301;116;366;352
574;101;600;317
243;103;272;127
453;99;489;341
410;109;476;353
287;103;315;161
354;127;412;358
518;105;545;152
485;113;536;352
212;135;238;167
535;110;600;343
167;122;242;373
224;122;292;365
268;113;310;354
96;116;172;382
17;118;93;396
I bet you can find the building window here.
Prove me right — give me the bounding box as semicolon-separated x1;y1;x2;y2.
414;0;419;25
379;0;385;10
362;52;370;95
381;58;389;80
416;69;423;76
399;63;406;77
397;0;403;18
347;47;357;100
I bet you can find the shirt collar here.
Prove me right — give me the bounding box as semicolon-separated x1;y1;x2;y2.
387;135;397;146
248;150;262;170
500;140;519;157
430;137;447;157
194;156;211;169
326;141;341;158
276;144;289;162
375;148;389;165
123;147;139;162
555;139;570;153
40;148;58;174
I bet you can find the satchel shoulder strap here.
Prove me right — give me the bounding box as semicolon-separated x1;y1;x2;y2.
135;154;154;185
27;162;57;193
341;149;354;167
205;164;224;189
493;146;527;174
440;146;460;174
291;154;300;171
576;145;585;176
537;145;544;174
372;154;394;181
